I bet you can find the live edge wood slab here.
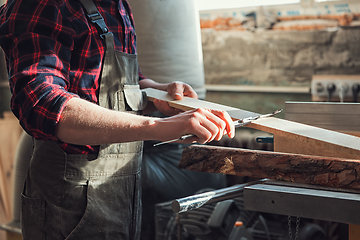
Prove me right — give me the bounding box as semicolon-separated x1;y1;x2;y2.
179;145;360;190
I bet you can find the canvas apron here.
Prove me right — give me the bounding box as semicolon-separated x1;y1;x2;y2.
20;0;146;239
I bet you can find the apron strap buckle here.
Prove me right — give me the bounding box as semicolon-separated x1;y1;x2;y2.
87;12;109;37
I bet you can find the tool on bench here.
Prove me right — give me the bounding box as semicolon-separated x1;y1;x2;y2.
153;108;283;147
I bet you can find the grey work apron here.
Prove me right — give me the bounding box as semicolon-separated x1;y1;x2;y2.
20;0;146;239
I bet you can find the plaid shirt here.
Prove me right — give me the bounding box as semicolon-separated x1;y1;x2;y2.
0;0;145;154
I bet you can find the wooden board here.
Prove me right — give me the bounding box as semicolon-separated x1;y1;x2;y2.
350;224;360;240
144;88;360;159
0;231;22;240
0;112;22;225
179;145;360;190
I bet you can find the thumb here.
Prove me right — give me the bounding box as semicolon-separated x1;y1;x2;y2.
171;84;184;100
168;82;185;100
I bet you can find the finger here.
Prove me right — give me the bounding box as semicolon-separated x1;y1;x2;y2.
168;82;198;100
209;109;235;139
153;99;171;114
194;109;221;143
203;109;234;140
153;99;182;116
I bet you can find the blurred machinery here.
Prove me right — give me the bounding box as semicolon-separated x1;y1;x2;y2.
154;187;331;240
311;75;360;103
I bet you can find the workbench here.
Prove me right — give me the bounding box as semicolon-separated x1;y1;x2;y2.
244;180;360;226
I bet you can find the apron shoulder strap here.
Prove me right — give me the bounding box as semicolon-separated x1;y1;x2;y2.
78;0;112;40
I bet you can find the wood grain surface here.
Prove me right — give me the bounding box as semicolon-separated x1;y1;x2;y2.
179;145;360;190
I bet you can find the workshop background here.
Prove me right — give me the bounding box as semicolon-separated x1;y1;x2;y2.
0;0;360;239
200;0;360;115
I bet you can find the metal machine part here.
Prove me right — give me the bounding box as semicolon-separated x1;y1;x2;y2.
244;180;360;225
311;75;360;103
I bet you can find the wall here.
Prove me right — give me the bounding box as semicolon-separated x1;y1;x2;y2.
201;25;360;87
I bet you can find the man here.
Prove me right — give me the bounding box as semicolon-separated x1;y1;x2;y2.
0;0;235;239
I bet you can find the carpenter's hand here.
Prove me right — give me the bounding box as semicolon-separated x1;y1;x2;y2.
154;82;198;116
167;81;198;100
154;108;235;144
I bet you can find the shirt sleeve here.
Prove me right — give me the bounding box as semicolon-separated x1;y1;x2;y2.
0;0;78;140
138;66;146;80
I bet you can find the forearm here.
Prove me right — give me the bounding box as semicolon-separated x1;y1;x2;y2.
56;97;158;145
57;79;180;145
57;83;234;146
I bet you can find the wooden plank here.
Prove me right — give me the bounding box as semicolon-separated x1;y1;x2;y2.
349;224;360;240
144;88;241;113
0;112;22;224
5;231;22;240
344;132;360;137
144;88;360;159
179;145;360;190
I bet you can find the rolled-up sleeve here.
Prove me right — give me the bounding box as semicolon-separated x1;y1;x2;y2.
0;0;79;140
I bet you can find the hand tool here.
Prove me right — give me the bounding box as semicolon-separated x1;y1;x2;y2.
153;108;282;147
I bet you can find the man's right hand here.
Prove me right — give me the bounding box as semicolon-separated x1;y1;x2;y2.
152;108;235;144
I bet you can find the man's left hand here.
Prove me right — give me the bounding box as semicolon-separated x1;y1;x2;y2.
154;81;198;116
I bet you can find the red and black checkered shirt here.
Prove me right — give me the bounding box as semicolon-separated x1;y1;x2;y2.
0;0;145;154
